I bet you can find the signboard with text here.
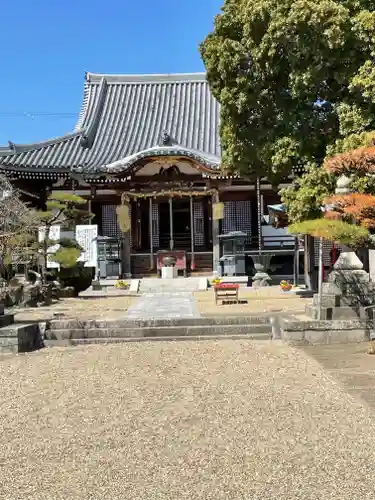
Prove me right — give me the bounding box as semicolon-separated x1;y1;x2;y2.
76;225;98;268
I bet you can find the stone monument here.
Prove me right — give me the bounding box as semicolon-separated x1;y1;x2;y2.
307;174;375;320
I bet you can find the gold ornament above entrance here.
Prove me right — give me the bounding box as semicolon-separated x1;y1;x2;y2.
134;159;202;177
121;188;218;204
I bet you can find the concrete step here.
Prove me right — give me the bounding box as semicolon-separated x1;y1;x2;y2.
45;332;271;347
49;314;272;330
138;277;207;293
47;323;272;340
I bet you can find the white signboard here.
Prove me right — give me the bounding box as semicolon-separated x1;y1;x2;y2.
76;225;98;268
38;225;60;269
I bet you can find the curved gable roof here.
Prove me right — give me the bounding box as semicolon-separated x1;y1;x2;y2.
0;72;221;173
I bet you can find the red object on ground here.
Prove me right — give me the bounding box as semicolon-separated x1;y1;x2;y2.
214;283;240;289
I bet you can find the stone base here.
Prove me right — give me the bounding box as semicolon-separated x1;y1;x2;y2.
306;304;367;321
252;272;271;287
0;323;43;354
280;317;372;345
161;267;178;279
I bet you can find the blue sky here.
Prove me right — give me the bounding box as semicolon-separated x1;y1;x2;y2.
0;0;222;145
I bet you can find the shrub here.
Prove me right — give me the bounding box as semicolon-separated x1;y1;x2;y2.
58;264;93;297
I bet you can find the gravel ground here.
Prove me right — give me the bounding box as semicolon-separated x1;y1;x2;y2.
1;340;375;499
195;289;311;315
13;296;137;323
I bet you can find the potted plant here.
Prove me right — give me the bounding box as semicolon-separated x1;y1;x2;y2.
115;279;130;290
280;280;292;292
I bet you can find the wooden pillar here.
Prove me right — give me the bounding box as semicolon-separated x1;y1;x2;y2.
122;201;132;279
87;199;92;224
149;198;154;269
212;192;220;274
190;196;195;270
169;197;174;250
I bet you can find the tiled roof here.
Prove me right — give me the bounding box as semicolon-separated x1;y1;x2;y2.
0;72;221;173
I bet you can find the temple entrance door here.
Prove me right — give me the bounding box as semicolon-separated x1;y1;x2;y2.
173;199;191;249
159;199;191;250
159;202;171;249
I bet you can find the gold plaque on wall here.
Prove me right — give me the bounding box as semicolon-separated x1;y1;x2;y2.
116;204;131;233
213;202;224;220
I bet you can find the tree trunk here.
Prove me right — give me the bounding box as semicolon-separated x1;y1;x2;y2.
304;235;317;291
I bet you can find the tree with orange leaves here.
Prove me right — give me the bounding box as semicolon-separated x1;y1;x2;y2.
286;141;375;247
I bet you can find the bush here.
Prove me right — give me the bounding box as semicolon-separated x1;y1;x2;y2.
288;219;370;249
58;264;93;297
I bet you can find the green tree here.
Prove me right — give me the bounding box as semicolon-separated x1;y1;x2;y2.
33;192;91;278
200;0;375;182
281;131;375;222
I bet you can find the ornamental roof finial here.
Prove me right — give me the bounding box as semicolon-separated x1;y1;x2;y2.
161;131;172;146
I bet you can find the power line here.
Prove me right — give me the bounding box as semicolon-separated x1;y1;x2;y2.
0;111;77;117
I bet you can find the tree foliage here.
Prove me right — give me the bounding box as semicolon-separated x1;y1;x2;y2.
284;141;375;246
0;176;42;273
281;132;375;221
279;164;336;224
325;145;375;175
288;219;370;250
201;0;375;182
324;193;375;228
35;192;91;275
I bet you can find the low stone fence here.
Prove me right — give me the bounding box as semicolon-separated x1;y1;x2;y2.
279;317;372;345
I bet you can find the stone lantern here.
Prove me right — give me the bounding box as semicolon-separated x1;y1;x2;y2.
331;174;364;272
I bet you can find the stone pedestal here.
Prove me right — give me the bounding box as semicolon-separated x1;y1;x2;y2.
161;266;178;279
306;249;375;319
251;254;273;287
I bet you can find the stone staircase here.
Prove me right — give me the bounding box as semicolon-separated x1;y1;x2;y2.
138;277;207;294
0;304;42;354
45;315;273;346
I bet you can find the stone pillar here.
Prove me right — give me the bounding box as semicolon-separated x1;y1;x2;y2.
212;193;220;275
331;174;358;272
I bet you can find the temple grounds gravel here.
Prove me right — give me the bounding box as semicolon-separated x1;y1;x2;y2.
13;296;137;323
195;288;311;315
1;340;375;499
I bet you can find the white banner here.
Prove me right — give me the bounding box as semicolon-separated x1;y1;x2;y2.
76;225;98;268
38;225;60;269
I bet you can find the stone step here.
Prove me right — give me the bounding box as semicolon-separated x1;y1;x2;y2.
47;323;273;340
0;313;14;328
45;332;271;347
49;314;272;330
306;304;366;320
138;277;206;293
0;322;43;354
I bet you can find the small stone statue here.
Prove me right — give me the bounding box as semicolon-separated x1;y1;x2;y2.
21;271;42;307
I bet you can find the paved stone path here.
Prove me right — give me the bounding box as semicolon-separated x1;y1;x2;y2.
126;292;200;319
